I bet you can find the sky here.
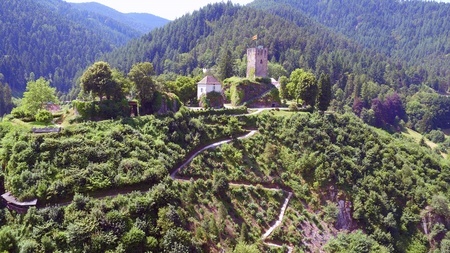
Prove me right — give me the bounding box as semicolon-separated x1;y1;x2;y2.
64;0;254;20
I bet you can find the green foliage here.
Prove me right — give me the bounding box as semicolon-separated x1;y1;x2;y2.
218;48;234;81
18;77;58;116
279;76;289;100
406;91;450;132
250;0;450;91
0;81;13;116
323;201;339;224
317;73;332;111
128;62;156;106
81;61;122;101
324;231;389;253
426;130;446;144
268;62;288;80
35;110;53;124
0;227;17;252
11;107;33;121
3;112;245;201
73;100;130;120
288;69;317;106
122;226;146;252
233;242;260;253
431;195;450;218
231;84;244;106
0;0;142;94
165;76;198;104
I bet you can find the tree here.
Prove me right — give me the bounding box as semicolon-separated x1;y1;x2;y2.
0;227;17;252
128;62;156;114
0;82;13;115
317;73;332;111
279;76;289;100
268;62;288;80
81;61;116;101
20;77;58;115
217;48;234;81
172;76;197;104
289;69;318;106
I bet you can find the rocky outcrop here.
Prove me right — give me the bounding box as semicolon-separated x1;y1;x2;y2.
154;92;181;115
336;200;354;230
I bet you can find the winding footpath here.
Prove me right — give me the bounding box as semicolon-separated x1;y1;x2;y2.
35;129;294;251
171;130;294;252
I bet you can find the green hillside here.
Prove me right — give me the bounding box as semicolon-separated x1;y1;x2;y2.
70;2;169;34
249;0;450;91
0;0;143;95
105;3;408;85
1;111;449;252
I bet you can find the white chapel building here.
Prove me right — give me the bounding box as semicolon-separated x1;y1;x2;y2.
197;76;222;99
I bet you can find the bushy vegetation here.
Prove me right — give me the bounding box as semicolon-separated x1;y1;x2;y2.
1;110;246;202
0;180;197;253
179;112;450;251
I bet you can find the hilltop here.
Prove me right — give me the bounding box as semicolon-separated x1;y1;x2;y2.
69;2;169;34
1;110;450;252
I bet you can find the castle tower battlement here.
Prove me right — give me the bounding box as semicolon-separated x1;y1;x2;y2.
246;46;268;78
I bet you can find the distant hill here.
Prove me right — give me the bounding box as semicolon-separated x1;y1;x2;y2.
0;0;148;95
70;2;169;34
249;0;450;89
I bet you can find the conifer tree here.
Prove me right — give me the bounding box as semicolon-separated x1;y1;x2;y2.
217;48;234;81
317;73;332;111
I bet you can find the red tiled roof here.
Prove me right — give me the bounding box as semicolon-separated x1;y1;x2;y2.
198;76;221;85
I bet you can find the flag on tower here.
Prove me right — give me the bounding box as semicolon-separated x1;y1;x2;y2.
252;35;258;41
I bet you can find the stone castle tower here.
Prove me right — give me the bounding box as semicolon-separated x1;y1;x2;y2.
246;46;268;78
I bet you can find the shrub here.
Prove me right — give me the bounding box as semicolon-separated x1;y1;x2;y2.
426;130;445;143
122;226;146;252
11;107;33;120
35;109;53;124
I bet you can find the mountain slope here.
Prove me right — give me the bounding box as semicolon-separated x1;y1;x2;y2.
0;0;142;95
105;2;416;90
249;0;450;89
69;2;169;34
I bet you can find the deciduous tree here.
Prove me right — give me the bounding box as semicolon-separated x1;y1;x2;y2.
128;62;156;114
81;61;116;101
20;77;58;115
289;69;318;106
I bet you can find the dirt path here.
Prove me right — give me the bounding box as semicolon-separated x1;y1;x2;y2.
171;130;294;252
37;129;294;251
170;130;257;179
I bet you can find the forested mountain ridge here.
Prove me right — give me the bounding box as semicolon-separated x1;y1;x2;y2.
249;0;450;90
105;2;431;93
0;0;155;95
69;2;169;34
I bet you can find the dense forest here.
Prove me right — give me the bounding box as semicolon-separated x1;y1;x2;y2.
249;0;450;90
0;0;164;96
105;2;402;84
